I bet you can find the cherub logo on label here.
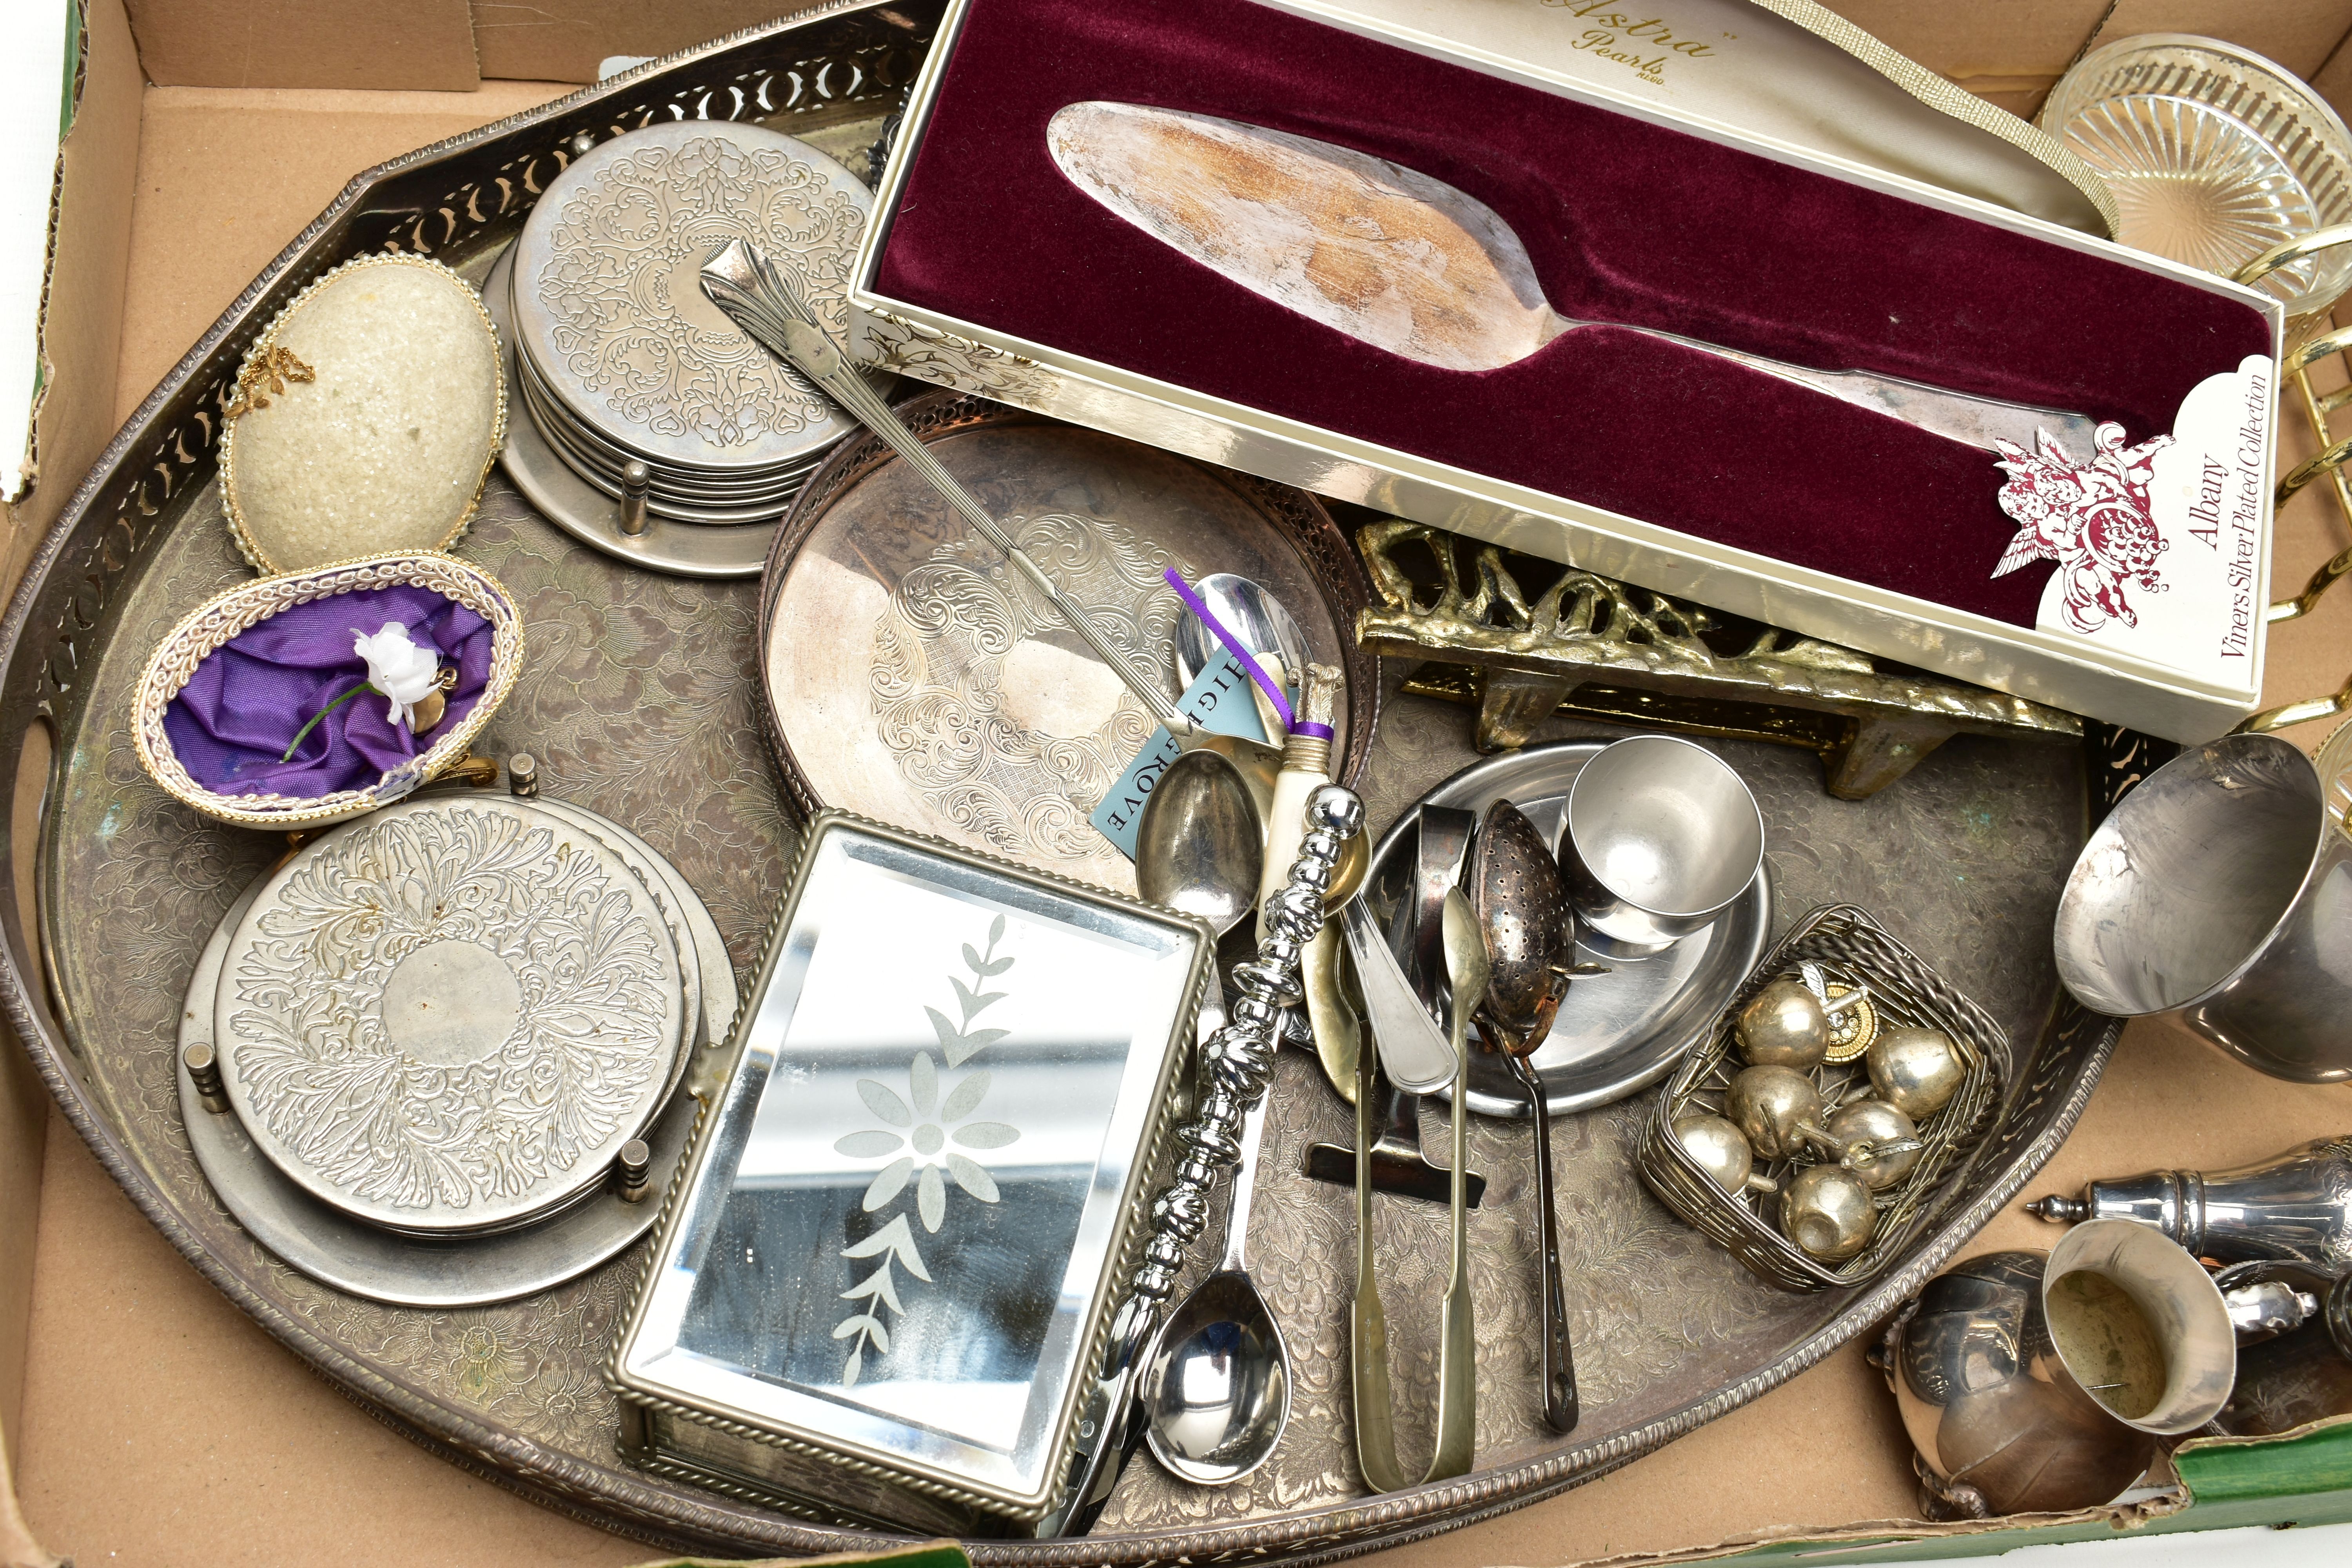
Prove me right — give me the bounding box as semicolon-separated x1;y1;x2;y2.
1540;1;1722;86
1990;423;2174;634
2009;356;2271;686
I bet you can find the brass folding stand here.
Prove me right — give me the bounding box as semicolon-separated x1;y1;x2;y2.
2236;228;2352;735
1354;520;2078;797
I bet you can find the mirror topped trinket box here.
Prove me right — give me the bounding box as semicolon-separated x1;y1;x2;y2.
609;812;1210;1534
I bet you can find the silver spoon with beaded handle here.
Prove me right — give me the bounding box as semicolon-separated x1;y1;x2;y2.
1041;783;1361;1535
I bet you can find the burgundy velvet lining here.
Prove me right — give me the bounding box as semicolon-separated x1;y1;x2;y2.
873;0;2272;627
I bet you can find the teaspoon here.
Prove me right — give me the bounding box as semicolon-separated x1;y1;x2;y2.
1139;1044;1291;1484
1135;748;1265;936
1172;572;1309;741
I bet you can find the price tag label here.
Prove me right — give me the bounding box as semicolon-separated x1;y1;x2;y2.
1090;651;1271;861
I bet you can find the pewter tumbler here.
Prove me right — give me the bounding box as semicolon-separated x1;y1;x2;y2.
2052;731;2352;1082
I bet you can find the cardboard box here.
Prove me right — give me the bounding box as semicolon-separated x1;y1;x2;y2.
3;4;2352;1565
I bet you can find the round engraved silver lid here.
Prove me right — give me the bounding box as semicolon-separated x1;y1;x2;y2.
511;121;875;483
214;795;688;1238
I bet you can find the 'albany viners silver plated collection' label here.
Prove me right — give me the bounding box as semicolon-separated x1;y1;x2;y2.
215;797;687;1236
513;121;873;474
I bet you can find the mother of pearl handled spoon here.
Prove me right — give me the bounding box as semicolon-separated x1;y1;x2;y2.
1046;102;2098;456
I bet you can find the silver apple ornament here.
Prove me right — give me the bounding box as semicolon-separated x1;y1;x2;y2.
1735;979;1829;1069
1673;1114;1779;1196
1828;1098;1923;1191
1783;1163;1875;1261
1867;1025;1965;1120
1724;1065;1837;1161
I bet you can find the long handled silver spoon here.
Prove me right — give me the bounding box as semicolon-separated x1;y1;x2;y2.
1466;799;1608;1436
1131;749;1293;1484
1136;1064;1292;1485
700;237;1200;735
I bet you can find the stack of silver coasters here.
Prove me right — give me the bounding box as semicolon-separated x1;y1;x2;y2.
507;121;877;524
488;120;886;575
180;792;736;1306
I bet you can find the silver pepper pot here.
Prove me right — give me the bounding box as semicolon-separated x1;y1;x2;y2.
2025;1135;2352;1273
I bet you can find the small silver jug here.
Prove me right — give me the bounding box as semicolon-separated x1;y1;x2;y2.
1879;1221;2235;1519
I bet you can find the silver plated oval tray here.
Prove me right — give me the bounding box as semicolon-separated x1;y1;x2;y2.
1370;742;1774;1120
0;2;2147;1559
757;390;1379;896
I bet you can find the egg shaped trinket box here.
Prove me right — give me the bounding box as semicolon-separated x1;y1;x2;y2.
133;551;523;830
220;253;507;573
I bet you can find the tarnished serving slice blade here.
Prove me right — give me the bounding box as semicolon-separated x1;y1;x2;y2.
1048;100;1550;373
1044;100;2100;454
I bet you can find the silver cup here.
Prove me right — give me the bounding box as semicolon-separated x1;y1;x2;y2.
1558;735;1763;955
1886;1220;2236;1519
2052;731;2352;1083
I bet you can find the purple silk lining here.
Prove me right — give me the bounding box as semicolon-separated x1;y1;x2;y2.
163;584;494;799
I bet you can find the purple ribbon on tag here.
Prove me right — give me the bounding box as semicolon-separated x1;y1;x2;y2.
1161;568;1328;737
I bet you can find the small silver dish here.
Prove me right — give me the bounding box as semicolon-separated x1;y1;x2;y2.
1369;740;1773;1117
2043;33;2352;314
1559;734;1764;955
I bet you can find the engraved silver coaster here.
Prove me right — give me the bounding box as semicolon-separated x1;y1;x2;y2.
214;795;688;1238
177;794;736;1306
511;121;875;487
485;244;785;577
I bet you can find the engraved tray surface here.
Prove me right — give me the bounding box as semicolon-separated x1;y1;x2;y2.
0;4;2143;1560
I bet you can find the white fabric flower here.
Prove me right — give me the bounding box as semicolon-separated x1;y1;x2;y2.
351;622;441;730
